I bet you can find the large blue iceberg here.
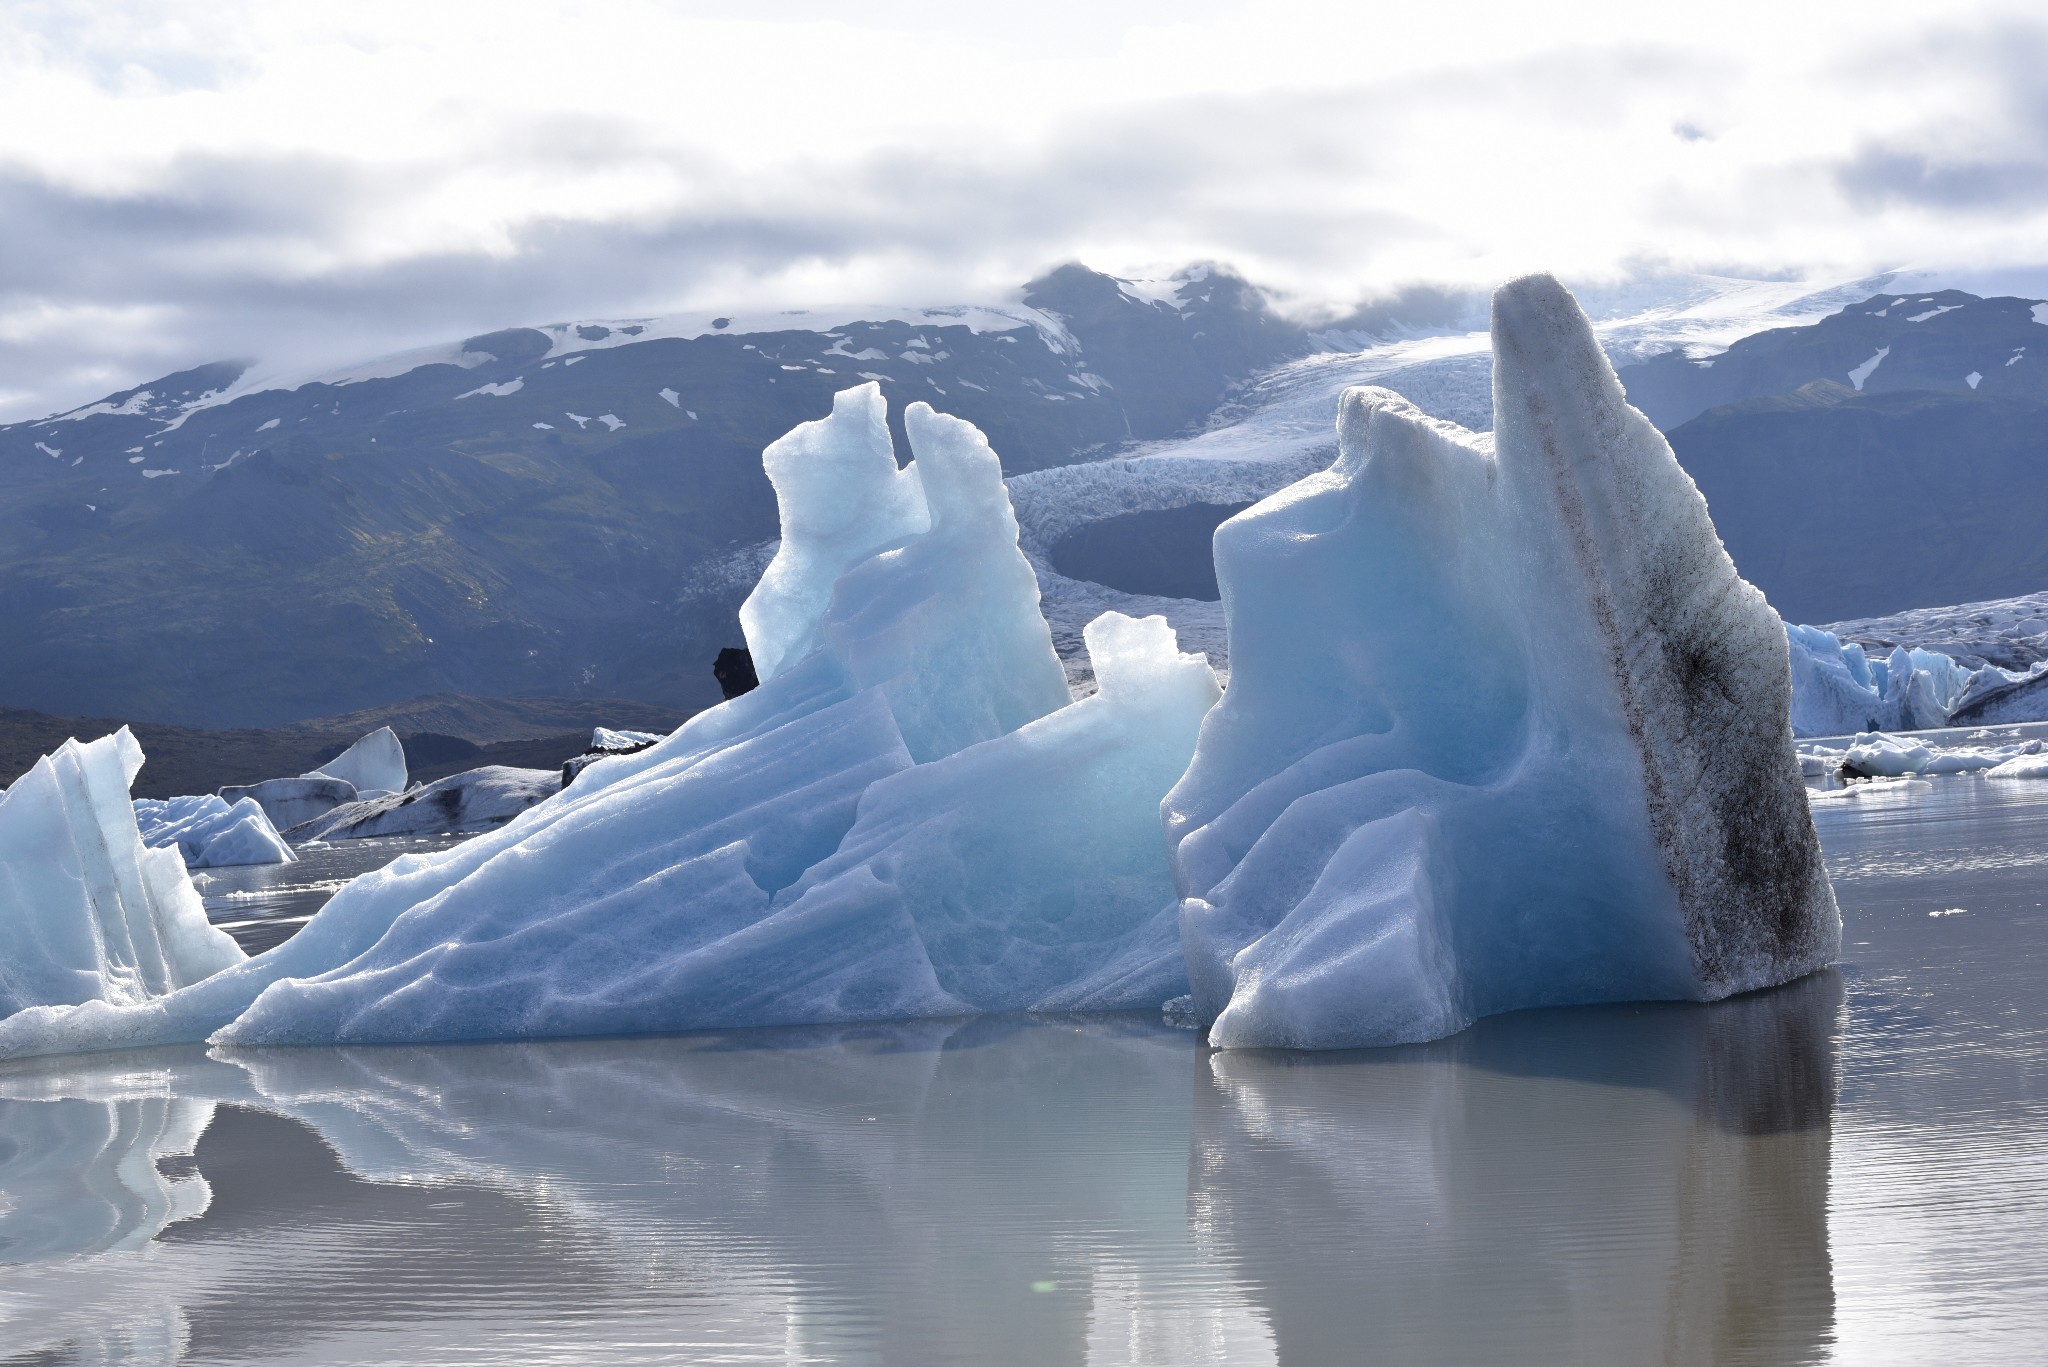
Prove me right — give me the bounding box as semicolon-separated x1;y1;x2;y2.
0;282;1836;1059
0;388;1213;1057
1165;275;1839;1048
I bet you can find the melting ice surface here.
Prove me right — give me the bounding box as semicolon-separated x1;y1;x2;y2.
3;778;2046;1365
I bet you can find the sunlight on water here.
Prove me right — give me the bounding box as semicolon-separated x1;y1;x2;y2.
1;780;2044;1364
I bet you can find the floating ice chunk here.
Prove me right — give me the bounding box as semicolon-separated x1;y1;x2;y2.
1807;776;1930;800
591;727;662;751
740;381;929;682
133;794;294;868
1986;751;2048;779
303;727;407;799
287;766;561;841
218;775;358;831
0;730;245;1019
1167;274;1839;1051
0;390;1085;1058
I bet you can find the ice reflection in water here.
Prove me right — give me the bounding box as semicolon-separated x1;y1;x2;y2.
0;777;2044;1364
2;990;1837;1366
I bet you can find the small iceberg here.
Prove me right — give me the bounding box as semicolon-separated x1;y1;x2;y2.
0;729;246;1019
1164;275;1839;1050
133;793;294;868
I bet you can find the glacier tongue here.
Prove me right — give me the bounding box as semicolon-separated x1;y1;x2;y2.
1169;274;1839;1050
0;729;245;1018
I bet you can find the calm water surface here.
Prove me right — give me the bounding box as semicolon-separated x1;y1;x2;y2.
1;780;2044;1365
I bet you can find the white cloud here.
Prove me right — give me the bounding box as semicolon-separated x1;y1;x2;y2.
4;0;2048;418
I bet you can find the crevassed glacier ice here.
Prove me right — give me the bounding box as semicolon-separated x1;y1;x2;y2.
0;730;245;1019
303;726;407;799
1166;274;1839;1051
0;391;1188;1058
1784;621;2048;736
1787;623;1980;735
133;794;294;868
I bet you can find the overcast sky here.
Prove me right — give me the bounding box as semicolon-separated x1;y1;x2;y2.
6;0;2048;419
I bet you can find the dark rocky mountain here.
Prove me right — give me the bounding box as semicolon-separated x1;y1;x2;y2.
1609;289;2048;624
1619;289;2048;431
0;264;1309;727
1670;383;2048;623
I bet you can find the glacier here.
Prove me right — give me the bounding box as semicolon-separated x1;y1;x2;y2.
1164;275;1839;1050
0;730;246;1019
132;793;294;868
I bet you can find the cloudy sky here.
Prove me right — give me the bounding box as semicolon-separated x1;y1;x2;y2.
5;0;2048;419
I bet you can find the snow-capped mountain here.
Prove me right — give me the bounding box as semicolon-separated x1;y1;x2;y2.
0;264;1308;725
5;261;2042;726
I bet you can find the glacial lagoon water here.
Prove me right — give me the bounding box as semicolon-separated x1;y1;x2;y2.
2;779;2045;1365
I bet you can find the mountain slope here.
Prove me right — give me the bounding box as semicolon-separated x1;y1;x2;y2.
1617;289;2048;430
0;265;1307;726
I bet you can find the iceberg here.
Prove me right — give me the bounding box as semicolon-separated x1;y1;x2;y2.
217;774;359;831
287;765;561;841
0;391;1191;1057
133;793;294;868
1165;275;1839;1050
302;725;407;798
0;730;245;1019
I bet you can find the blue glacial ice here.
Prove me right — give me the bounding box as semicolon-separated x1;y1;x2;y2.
0;280;1839;1059
1164;275;1839;1049
0;730;246;1019
0;391;1201;1056
132;793;294;868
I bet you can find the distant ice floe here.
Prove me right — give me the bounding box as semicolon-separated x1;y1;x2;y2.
133;795;293;869
287;766;560;842
1798;732;2048;784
